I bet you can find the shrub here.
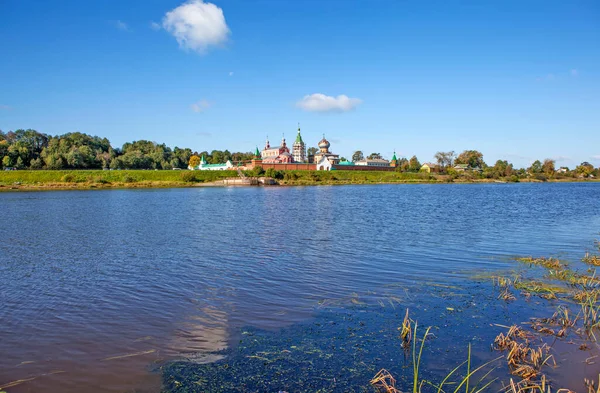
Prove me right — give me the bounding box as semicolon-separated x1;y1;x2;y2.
123;175;137;183
264;168;276;178
253;166;265;177
61;174;75;182
180;171;198;183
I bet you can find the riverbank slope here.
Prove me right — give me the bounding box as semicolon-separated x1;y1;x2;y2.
0;170;596;191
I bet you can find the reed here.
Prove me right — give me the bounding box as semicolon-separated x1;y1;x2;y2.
400;308;412;350
583;253;600;267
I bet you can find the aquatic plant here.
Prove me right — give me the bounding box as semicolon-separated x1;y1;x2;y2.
583;253;600;267
400;309;412;350
373;319;499;393
515;257;566;271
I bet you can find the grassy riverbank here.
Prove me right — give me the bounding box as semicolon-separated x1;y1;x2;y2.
0;170;238;190
0;170;597;191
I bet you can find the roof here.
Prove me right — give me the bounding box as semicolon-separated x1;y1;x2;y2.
295;128;303;143
422;162;439;167
202;163;229;168
337;160;355;165
361;158;389;163
391;152;397;161
454;164;469;169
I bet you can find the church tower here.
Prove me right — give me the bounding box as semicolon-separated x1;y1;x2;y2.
292;123;307;163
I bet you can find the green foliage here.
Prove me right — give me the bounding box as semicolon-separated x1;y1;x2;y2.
529;160;543;174
252;166;265;177
408;155;421;172
352;150;364;162
455;150;485;169
264;168;277;178
180;171;198;183
434;151;455;171
61;174;75;182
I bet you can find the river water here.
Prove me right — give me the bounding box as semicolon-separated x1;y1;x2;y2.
1;183;599;392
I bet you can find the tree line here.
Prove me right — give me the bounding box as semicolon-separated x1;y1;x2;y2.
2;129;597;179
349;149;598;179
0;129;254;170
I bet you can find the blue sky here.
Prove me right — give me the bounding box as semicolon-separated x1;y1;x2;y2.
0;0;598;168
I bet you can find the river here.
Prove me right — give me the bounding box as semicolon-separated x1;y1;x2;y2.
1;183;599;392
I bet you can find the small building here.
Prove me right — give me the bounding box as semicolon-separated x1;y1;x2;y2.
420;162;440;173
191;155;234;171
355;158;390;167
453;164;482;173
336;160;355;167
557;167;569;174
316;156;335;171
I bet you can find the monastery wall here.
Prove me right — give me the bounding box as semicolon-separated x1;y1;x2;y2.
331;165;396;172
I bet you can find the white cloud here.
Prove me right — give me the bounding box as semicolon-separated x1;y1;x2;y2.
191;100;211;113
592;155;600;160
162;0;230;54
150;21;162;31
229;71;234;76
571;69;578;77
296;93;362;113
552;156;571;162
114;20;130;31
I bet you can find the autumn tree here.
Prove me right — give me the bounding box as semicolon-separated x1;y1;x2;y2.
189;155;201;168
542;159;555;176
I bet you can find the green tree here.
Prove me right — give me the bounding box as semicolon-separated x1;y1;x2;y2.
575;162;594;177
30;157;43;169
352;151;364;162
434;151;455;171
368;152;382;160
2;155;12;168
408;155;421;172
455;150;485;169
528;160;542;174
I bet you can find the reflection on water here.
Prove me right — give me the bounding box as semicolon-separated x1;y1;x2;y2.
1;183;599;392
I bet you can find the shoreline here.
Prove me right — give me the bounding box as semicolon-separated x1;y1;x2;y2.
1;177;598;192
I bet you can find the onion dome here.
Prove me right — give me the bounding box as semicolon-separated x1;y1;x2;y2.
318;136;330;149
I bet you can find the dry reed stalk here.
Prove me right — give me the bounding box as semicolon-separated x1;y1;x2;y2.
371;369;401;393
583;253;600;267
499;288;517;301
584;374;600;393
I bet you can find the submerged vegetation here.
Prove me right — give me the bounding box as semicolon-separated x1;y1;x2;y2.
160;241;600;393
